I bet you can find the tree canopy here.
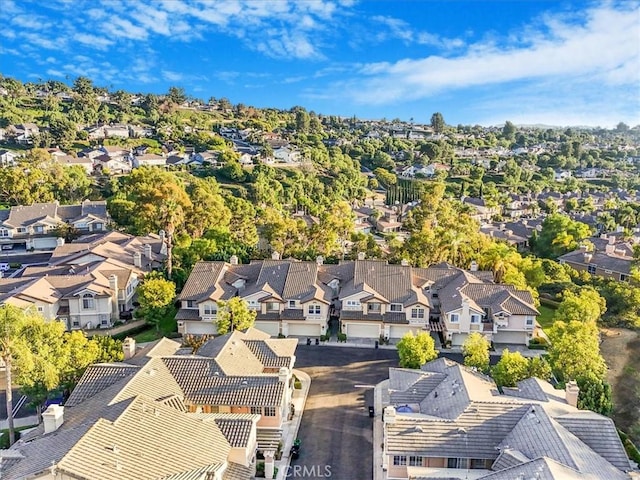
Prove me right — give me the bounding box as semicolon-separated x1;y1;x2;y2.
396;331;438;369
462;332;490;372
216;297;257;335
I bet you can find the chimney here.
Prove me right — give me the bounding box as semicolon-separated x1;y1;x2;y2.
565;380;580;408
316;255;324;266
583;252;593;263
229;255;239;265
144;244;153;259
123;337;136;360
278;366;289;384
383;405;396;424
109;274;119;319
133;252;142;268
42;404;64;434
271;251;280;260
469;260;478;272
400;259;409;266
605;243;615;255
56;237;65;247
357;252;366;260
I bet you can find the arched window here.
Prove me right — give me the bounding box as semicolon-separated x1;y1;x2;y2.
82;293;95;310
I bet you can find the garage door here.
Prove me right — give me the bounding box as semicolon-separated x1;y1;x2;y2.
287;322;321;337
184;321;216;335
451;333;467;346
493;331;528;345
347;323;380;339
254;321;280;337
389;325;416;339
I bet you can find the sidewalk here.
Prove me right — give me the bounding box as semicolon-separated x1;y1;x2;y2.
295;337;397;350
275;369;311;480
373;379;389;480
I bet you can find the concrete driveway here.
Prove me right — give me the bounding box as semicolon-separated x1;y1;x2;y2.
291;345;399;479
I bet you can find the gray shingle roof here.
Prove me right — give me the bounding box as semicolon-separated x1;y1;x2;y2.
65;363;139;407
178;261;226;301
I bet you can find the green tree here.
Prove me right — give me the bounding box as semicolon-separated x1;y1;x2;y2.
554;287;606;324
502;121;516;141
576;373;613;415
167;86;187;105
216;297;257;335
528;356;552;382
547;320;606;383
430;112;445;134
119;168;192;278
48;117;77;149
396;331;438;369
462;332;490;372
92;335;124;363
531;214;591;259
0;305;30;445
136;275;176;332
57;330;100;393
491;349;530;387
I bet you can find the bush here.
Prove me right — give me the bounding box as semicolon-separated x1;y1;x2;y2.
277;333;286;338
619;429;640;466
337;332;347;343
294;375;302;389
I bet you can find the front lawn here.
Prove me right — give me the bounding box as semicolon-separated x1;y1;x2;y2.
537;304;557;330
133;306;179;343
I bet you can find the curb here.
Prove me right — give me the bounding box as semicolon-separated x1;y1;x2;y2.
275;369;311;480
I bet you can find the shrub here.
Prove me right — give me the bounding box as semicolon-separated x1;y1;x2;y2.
337;332;347;343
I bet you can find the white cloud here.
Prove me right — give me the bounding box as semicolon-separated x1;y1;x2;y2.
340;3;639;107
162;70;184;82
75;33;114;50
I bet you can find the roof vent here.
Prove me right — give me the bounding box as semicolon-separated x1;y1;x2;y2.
241;380;248;386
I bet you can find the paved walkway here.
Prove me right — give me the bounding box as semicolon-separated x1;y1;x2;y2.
275;369;311;480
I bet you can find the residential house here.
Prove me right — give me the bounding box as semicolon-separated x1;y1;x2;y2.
375;208;403;233
0;149;19;167
49;153;94;174
461;196;500;222
382;358;633;479
132;153;166;168
103;124;130;138
0;231;167;329
558;235;635;282
128;124;154;138
176;258;333;338
8;123;40;145
554;170;572;182
0;200;110;250
480;223;529;250
273;146;301;163
0;334;294;479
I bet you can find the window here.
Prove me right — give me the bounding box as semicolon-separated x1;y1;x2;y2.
525;317;534;327
264;406;276;417
250;406;262;415
288;300;296;308
411;308;425;319
449;313;459;323
447;458;468;469
100;315;109;325
308;305;321;315
346;300;360;307
17;227;26;234
604;269;612;274
94;223;103;230
82;293;95;310
471;314;480;324
34;226;44;234
393;456;407;466
72;319;80;328
0;229;8;237
367;302;381;313
37;306;44;313
203;304;217;316
621;274;629;282
470;459;488;469
587;264;597;274
390;304;402;312
186;300;195;308
266;302;279;312
409;456;423;466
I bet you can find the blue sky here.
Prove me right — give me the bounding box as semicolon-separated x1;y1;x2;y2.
1;0;638;127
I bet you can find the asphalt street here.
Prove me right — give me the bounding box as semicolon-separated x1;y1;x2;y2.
292;346;399;480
